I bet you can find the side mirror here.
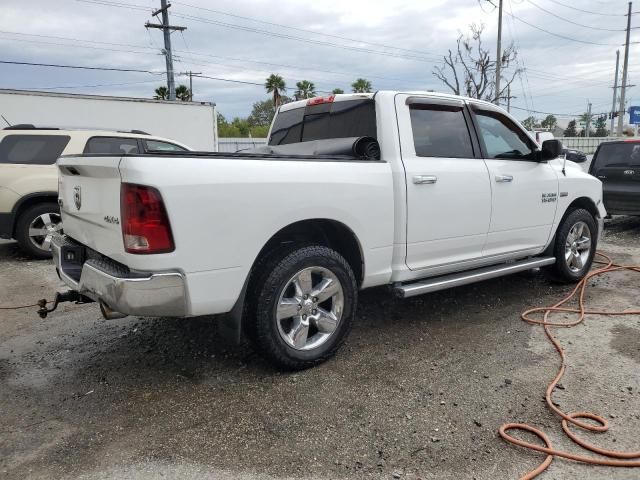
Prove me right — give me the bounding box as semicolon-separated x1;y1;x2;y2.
540;139;563;161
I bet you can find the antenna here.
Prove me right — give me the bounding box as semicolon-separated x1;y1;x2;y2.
1;114;11;127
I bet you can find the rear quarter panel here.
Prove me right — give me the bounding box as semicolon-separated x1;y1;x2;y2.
119;155;395;315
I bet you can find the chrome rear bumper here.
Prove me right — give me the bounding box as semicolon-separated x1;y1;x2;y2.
52;234;187;317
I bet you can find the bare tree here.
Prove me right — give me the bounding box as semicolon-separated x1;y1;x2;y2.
433;24;520;103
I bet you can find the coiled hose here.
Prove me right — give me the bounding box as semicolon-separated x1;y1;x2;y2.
500;252;640;479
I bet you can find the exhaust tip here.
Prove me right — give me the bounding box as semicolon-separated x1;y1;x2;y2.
99;302;128;320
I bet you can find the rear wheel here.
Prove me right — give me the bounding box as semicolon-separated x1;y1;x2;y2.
15;202;63;259
246;245;357;370
546;208;597;283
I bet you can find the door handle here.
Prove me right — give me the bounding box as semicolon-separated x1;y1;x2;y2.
495;174;514;183
413;175;438;184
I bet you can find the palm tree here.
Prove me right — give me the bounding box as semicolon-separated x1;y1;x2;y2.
175;84;191;101
351;78;372;93
154;86;168;100
332;88;344;94
294;80;316;100
265;74;286;108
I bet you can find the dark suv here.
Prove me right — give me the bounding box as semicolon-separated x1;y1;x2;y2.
589;139;640;215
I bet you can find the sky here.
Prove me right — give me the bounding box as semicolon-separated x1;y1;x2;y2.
0;0;637;125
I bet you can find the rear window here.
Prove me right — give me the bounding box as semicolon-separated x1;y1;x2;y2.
269;99;376;145
593;143;640;168
0;134;70;165
84;137;140;154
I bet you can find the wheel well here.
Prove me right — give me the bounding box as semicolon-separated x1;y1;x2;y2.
252;219;364;286
11;193;58;236
567;197;599;219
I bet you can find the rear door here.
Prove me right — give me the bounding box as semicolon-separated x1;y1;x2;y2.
590;142;640;214
57;155;124;259
395;95;492;271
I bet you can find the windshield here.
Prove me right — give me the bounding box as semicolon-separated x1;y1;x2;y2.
269;99;377;145
594;143;640;168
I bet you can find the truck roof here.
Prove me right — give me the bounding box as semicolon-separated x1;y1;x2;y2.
279;91;499;112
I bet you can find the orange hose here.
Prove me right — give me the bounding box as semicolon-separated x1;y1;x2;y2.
499;252;640;479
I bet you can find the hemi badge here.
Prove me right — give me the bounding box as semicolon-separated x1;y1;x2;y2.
560;192;568;197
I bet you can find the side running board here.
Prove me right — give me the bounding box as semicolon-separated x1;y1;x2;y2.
394;257;556;299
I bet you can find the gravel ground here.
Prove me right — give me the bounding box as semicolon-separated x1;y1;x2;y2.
1;217;639;480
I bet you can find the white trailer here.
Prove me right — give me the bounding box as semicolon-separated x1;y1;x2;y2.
0;89;218;151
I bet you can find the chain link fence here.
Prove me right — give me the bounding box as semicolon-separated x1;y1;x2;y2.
218;137;267;152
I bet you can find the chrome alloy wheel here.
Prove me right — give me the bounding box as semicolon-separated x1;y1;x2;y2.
276;266;344;351
564;221;591;273
28;212;63;252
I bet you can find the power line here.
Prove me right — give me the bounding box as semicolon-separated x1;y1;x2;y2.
509;104;609;117
172;0;441;60
545;0;628;16
0;59;164;74
24;79;160;90
505;10;628;45
0;31;430;87
0;58;334;93
76;0;443;63
526;0;628;31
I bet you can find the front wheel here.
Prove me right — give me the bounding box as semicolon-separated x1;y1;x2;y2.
546;208;597;283
247;245;358;370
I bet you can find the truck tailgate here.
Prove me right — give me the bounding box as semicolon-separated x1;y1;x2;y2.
57;156;125;259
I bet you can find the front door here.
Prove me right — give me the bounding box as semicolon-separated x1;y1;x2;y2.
396;95;492;271
471;106;559;256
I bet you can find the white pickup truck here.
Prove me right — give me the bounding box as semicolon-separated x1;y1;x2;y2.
48;92;605;369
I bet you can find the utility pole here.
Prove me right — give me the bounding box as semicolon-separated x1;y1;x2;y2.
145;1;186;101
507;84;511;113
495;0;504;106
617;1;632;136
611;50;620;134
187;71;201;101
586;102;592;138
178;71;201;100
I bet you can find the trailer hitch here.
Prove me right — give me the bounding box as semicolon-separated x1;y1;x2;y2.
37;290;94;319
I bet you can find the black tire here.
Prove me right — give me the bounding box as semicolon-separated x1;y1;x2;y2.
246;245;358;370
546;208;598;283
15;202;62;259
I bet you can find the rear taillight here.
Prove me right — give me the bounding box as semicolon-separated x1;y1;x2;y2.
121;183;174;254
307;94;335;106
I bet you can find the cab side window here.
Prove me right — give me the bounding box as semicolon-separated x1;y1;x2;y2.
475;110;536;160
84;137;139;154
409;104;475;158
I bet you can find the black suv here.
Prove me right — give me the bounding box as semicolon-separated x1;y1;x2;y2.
589;140;640;215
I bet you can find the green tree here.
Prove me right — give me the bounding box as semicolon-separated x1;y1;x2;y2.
564;120;578;137
540;115;557;130
294;80;316;100
154;86;168;100
265;74;286;108
248;99;276;127
351;78;372;93
522;116;539;130
175;84;191;101
594;116;609;137
332;88;344;94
